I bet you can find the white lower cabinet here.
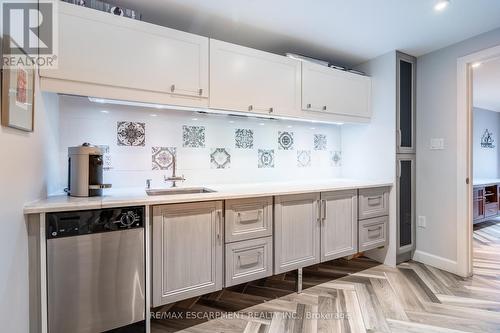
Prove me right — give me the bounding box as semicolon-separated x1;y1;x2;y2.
152;201;223;306
225;237;273;287
320;190;358;262
274;193;321;274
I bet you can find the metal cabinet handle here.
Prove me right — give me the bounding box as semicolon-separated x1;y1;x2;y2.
170;84;203;96
217;211;222;242
306;104;327;111
248;105;274;113
367;226;382;232
317;200;322;222
321;200;327;221
367;196;383;206
238;252;261;267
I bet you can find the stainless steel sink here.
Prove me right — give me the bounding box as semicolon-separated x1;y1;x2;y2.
146;187;216;196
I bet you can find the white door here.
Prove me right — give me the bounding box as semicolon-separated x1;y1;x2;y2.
320;190;358;262
41;2;209;102
152;201;223;306
274;193;321;274
210;39;301;117
302;62;371;118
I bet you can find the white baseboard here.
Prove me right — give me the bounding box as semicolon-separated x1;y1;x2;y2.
413;250;459;275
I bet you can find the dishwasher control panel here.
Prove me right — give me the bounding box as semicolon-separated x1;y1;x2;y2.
46;206;145;239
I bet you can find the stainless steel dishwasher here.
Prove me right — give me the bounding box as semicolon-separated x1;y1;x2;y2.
46;206;146;333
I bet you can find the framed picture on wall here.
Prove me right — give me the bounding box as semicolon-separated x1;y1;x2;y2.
1;45;35;132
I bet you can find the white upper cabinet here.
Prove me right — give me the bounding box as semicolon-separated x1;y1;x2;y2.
210;39;302;117
40;2;209;106
302;62;372;120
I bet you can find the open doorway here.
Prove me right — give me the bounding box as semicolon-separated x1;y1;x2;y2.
456;45;500;278
471;57;500;275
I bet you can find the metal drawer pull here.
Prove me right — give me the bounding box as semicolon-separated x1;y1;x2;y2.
237;210;262;223
321;200;327;221
248;105;274;113
306;103;327;111
367;196;382;206
170;84;203;96
367;226;382;232
238;252;261;267
217;211;222;242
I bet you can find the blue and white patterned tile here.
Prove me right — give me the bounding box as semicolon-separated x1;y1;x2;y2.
117;121;145;146
331;151;342;167
97;145;113;170
152;147;176;170
183;125;206;148
258;149;275;168
314;134;327;151
211;148;231;169
297;150;311;167
278;131;294;150
235;129;254;149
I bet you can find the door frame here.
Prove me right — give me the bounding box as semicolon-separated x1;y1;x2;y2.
456;45;500;277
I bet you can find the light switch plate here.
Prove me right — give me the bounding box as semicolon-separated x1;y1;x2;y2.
430;138;445;150
418;216;426;228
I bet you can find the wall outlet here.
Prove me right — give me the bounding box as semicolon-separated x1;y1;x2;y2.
430;138;445;150
418;216;426;228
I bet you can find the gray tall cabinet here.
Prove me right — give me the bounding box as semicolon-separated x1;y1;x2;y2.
396;52;416;263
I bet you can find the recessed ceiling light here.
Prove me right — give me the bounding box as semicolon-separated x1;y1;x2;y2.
259;123;265;126
100;110;109;114
471;62;482;68
150;114;158;117
192;118;198;121
434;0;450;11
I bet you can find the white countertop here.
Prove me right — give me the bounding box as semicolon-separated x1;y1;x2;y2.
473;178;500;186
24;179;393;214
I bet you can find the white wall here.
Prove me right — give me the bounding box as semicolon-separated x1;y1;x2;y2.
56;96;342;192
473;107;500;179
416;27;500;271
343;51;397;265
0;81;59;331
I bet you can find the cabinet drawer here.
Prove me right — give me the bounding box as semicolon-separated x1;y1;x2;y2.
485;203;499;218
225;237;273;287
359;187;389;220
225;197;273;243
359;216;387;252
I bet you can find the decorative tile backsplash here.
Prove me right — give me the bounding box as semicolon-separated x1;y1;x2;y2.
297;150;311;167
278;131;294;150
258;149;275;168
58;96;342;189
152;147;176;170
211;148;231;169
235;129;254;149
117;121;145;146
314;134;327;151
183;125;206;148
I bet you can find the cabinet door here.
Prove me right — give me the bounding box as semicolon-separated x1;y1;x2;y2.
397;155;415;255
210;39;301;117
302;62;371;118
274;193;321;274
397;52;416;153
41;2;209;103
152;201;223;306
473;187;485;221
320;190;358;262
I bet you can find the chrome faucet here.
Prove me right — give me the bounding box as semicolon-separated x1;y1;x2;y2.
146;179;152;189
164;156;185;188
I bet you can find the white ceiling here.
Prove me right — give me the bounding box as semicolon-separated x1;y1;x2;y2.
109;0;500;66
474;57;500;112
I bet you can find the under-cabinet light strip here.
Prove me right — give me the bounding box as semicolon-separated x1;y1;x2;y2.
87;97;344;126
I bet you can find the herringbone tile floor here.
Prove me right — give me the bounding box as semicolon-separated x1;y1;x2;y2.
152;220;500;332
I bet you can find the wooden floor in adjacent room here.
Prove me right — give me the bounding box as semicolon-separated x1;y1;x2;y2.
151;221;500;333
